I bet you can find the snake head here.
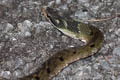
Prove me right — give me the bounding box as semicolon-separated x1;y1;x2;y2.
41;7;95;43
42;7;67;28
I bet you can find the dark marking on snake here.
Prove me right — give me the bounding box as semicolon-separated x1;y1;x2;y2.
47;67;51;74
59;56;64;61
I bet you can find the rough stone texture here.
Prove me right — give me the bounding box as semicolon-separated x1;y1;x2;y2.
0;0;120;80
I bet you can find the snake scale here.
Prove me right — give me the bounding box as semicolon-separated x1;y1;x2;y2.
21;7;104;80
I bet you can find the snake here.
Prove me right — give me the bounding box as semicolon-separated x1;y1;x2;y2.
21;7;104;80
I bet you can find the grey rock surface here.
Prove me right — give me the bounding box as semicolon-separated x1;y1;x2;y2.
0;0;120;80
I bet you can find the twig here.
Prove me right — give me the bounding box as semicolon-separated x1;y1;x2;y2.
87;13;120;22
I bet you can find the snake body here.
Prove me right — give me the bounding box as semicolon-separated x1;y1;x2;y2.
21;7;104;80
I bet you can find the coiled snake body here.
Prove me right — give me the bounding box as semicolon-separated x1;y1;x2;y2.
21;7;104;80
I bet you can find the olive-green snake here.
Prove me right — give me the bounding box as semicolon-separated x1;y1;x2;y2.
21;7;104;80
